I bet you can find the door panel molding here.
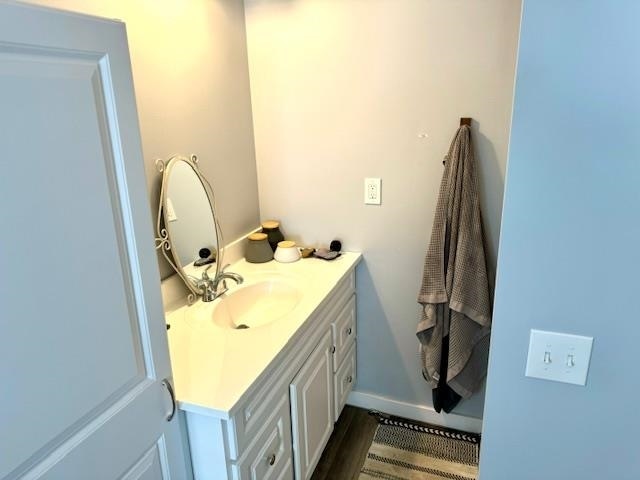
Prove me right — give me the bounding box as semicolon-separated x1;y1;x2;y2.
0;3;190;479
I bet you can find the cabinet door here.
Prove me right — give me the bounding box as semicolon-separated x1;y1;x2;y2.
290;329;334;480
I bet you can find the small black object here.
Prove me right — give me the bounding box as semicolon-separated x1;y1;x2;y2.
329;240;342;252
236;324;250;330
194;247;216;266
166;324;171;330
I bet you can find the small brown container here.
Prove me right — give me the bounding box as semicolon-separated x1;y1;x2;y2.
261;220;285;252
245;233;273;263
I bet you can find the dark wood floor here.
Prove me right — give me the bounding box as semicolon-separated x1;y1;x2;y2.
310;406;378;480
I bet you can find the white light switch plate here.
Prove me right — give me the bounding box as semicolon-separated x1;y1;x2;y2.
166;197;178;222
525;329;593;386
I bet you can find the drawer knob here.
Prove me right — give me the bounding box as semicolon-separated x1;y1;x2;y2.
346;327;352;335
268;453;276;466
347;375;353;383
330;345;336;354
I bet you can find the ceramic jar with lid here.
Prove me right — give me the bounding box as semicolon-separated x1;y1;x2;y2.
274;240;301;263
261;220;285;251
245;233;273;263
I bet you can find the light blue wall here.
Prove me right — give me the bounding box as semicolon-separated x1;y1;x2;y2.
480;1;640;478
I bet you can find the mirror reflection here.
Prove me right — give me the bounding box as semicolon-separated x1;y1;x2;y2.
165;160;217;267
156;155;222;298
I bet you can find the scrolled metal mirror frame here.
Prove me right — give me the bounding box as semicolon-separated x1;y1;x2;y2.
155;154;224;304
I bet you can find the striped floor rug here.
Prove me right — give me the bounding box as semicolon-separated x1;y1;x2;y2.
359;413;480;480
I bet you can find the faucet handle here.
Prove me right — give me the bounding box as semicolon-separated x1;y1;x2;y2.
221;263;231;273
201;264;213;281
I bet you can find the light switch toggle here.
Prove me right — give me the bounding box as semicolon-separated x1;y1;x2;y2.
566;354;575;368
543;351;552;364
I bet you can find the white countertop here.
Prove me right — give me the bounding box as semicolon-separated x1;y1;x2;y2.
165;252;361;419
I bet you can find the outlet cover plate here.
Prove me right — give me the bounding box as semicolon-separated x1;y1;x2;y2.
364;178;381;205
525;329;593;386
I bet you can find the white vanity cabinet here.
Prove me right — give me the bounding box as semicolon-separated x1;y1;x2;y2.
175;258;360;480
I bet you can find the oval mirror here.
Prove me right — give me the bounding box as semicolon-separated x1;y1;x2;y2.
156;155;222;299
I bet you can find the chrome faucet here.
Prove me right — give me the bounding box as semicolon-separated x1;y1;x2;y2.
198;264;244;302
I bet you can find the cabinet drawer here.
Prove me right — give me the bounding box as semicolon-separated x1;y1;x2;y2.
230;395;293;480
331;294;356;372
228;379;288;460
334;342;356;422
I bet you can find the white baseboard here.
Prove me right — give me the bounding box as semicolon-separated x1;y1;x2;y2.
346;390;483;434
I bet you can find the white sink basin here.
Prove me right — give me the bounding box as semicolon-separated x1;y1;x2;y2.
212;279;303;330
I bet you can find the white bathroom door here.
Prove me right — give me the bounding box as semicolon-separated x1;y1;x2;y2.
0;3;190;480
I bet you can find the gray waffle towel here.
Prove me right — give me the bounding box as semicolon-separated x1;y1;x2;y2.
417;125;492;399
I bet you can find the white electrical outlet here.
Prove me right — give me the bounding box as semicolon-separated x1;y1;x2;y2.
364;178;381;205
525;329;593;386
